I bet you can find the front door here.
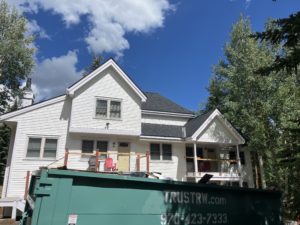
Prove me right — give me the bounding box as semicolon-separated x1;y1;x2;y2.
118;142;130;171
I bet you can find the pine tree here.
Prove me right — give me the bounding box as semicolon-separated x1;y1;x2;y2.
83;55;103;76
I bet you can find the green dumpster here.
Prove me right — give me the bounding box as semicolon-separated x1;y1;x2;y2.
21;169;282;225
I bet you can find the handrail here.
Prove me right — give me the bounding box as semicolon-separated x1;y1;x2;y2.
62;149;150;173
185;156;237;163
66;150;147;157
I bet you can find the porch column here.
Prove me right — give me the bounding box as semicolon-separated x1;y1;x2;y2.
236;145;243;187
193;143;198;176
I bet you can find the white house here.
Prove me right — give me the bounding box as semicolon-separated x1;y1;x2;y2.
0;59;255;217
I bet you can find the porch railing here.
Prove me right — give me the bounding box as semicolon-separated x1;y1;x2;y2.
185;156;240;181
58;148;151;173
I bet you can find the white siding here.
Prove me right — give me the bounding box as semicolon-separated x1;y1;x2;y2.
70;68;141;134
141;114;189;126
5;100;70;198
197;117;239;144
133;141;187;181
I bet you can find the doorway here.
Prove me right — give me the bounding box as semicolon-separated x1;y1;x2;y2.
118;142;130;171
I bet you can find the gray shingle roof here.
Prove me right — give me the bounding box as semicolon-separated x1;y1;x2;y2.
141;123;184;138
142;92;194;115
141;111;216;138
184;110;214;137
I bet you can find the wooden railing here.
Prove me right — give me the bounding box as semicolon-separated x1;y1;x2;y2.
185;156;240;178
63;149;150;173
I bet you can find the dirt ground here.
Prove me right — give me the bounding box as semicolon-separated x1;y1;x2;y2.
0;220;18;225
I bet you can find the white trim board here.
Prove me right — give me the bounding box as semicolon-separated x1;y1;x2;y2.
0;95;66;121
69;127;140;137
142;110;195;118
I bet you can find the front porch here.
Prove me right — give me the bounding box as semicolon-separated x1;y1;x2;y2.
184;144;244;186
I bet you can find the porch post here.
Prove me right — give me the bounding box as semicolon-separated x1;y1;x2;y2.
236;145;243;187
257;152;267;189
193;143;198;176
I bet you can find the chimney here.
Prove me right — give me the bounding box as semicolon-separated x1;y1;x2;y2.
20;78;35;108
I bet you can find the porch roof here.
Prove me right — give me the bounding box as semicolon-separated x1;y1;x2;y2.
141;109;245;145
141;123;183;138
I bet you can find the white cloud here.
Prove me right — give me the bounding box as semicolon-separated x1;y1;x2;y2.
11;0;173;56
8;0;173;100
27;20;50;39
31;51;82;101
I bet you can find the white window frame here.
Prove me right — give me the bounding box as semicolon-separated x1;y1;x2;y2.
94;97;122;120
150;143;173;161
25;135;59;159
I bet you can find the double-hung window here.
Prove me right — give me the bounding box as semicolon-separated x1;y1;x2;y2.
95;98;121;119
150;143;172;161
96;100;108;118
26;137;58;159
27;138;42;158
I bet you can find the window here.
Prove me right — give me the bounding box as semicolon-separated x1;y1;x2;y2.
96;100;108;117
27;138;42;157
95;98;121;119
150;144;160;160
82;140;94;154
229;151;245;165
43;139;58;158
150;143;172;161
26;137;58;158
162;144;172;160
96;141;108;159
110;101;121;118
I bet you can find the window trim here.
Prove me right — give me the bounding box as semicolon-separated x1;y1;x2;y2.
150;143;173;161
25;135;59;159
94;97;122;120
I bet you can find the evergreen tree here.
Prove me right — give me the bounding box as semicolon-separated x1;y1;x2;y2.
254;11;300;76
83;55;103;76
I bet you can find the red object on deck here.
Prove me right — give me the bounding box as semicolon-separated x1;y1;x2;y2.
105;158;117;171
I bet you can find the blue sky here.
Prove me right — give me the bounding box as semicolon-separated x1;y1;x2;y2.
11;0;300;111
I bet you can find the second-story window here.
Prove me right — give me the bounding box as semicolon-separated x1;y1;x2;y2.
96;99;108;118
95;98;121;119
110;101;121;118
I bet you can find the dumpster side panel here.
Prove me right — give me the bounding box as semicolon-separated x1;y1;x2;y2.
28;169;282;225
